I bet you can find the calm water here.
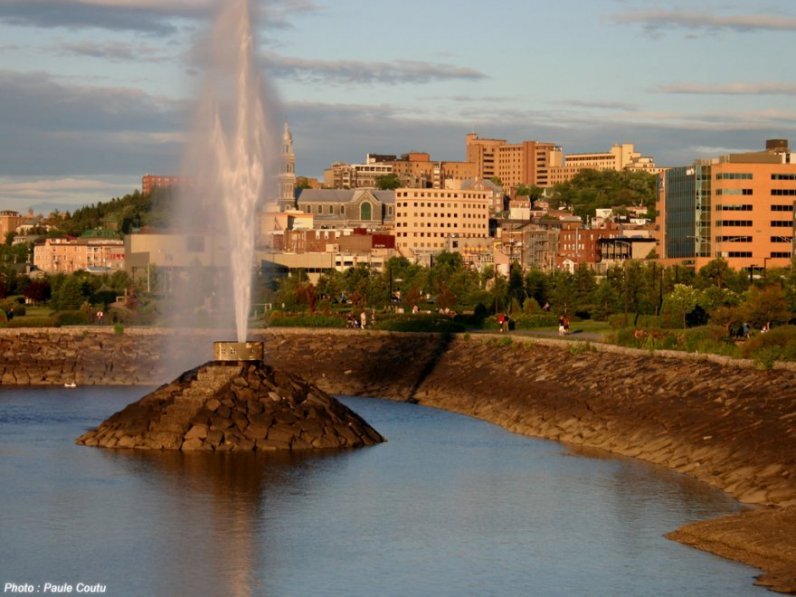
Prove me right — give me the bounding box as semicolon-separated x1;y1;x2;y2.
0;387;761;596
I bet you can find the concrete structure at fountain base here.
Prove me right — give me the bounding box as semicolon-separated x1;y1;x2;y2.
76;343;383;452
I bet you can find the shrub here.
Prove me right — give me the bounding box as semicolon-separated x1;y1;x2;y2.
607;313;633;329
4;316;56;328
740;325;796;366
266;312;346;328
375;314;466;333
53;310;91;326
679;325;739;356
113;322;124;335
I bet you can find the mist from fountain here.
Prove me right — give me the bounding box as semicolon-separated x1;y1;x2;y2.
167;0;278;357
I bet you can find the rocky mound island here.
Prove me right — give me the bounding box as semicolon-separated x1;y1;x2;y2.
76;341;384;452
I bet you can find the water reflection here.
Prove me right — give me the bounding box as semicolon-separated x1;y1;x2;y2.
101;448;349;596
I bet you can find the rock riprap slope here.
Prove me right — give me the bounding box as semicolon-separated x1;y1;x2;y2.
76;360;384;451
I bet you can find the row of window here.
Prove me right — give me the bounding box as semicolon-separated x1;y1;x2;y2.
772;174;796;180
395;193;487;200
716;188;753;195
717;220;794;227
716;220;752;226
395;222;486;229
395;212;483;219
396;204;488;212
712;235;793;243
716;204;752;211
771;189;796;196
397;233;485;239
715;204;794;211
716;173;753;180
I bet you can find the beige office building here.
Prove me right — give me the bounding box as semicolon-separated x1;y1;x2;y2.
394;186;490;256
466;133;562;189
660;139;796;272
548;143;662;185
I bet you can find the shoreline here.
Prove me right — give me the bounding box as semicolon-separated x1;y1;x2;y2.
0;327;794;591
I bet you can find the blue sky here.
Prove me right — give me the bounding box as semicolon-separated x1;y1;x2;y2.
1;0;795;212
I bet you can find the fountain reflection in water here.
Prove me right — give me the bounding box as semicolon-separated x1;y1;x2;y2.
169;0;279;360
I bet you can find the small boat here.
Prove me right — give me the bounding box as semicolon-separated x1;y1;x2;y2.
64;382;77;388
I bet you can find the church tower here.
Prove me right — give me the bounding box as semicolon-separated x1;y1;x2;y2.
279;122;296;211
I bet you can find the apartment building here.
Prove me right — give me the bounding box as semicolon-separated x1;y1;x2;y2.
324;152;477;190
465;133;562;189
141;174;191;195
556;219;621;269
33;237;125;273
0;210;24;241
547;143;662;186
660;139;796;272
394;186;490;256
323;161;394;189
389;152;477;189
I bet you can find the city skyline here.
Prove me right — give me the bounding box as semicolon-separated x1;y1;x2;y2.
0;0;795;212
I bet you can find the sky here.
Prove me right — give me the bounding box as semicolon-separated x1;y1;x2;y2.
0;0;795;213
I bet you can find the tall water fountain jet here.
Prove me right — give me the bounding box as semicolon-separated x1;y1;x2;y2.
169;0;277;353
207;0;265;342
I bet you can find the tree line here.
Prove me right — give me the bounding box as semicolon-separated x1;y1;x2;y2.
265;253;796;332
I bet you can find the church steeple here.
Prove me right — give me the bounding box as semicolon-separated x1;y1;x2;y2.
279;122;296;211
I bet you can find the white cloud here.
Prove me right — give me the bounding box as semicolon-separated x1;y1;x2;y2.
655;82;796;96
58;40;172;63
612;10;796;33
0;0;319;33
264;53;487;85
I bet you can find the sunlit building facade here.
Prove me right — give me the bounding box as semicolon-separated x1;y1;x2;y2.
660;140;796;272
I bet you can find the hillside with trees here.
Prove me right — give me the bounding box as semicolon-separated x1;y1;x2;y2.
55;188;172;237
547;169;658;220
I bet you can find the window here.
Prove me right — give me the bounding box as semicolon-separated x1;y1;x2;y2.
771;220;794;227
727;251;752;257
771;189;796;196
771;251;792;258
771;205;794;211
360;202;372;220
771;236;793;243
772;173;796;180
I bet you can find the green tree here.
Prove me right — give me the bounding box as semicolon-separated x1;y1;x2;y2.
740;285;792;328
547;169;657;220
507;262;525;308
375;173;402;190
661;284;699;328
52;275;88;310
